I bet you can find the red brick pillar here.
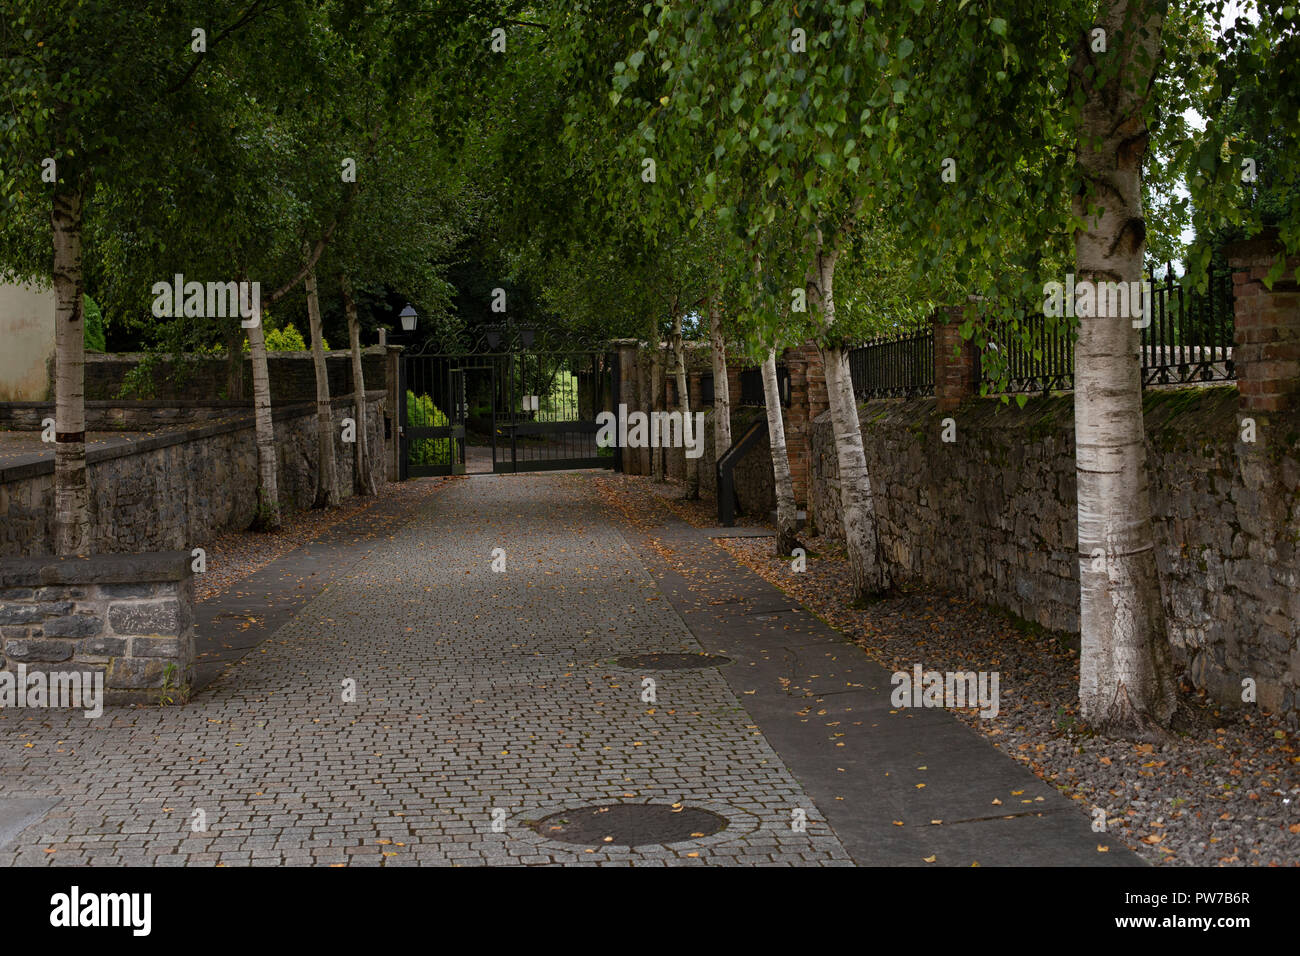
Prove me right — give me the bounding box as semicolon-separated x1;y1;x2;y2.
932;306;978;412
779;342;828;508
1226;234;1300;413
725;361;743;408
689;370;706;410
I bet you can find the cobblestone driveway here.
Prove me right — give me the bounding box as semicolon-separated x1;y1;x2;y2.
0;474;852;866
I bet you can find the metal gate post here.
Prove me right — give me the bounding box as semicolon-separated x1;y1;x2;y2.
398;356;408;481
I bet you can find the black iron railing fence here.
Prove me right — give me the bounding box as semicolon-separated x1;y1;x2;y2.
978;311;1075;394
848;328;935;399
840;266;1235;400
1139;265;1235;387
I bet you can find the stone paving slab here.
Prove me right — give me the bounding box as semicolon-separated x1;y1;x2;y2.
193;486;447;688
614;512;1142;867
0;473;852;866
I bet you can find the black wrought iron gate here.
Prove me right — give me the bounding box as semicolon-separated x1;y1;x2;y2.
399;328;616;477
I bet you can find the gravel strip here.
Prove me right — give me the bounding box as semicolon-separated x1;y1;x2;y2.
599;473;1299;867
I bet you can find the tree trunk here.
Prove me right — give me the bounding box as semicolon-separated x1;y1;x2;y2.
223;322;246;401
305;264;339;508
762;348;801;555
651;344;665;482
811;240;889;600
672;312;698;499
245;289;281;531
341;275;376;496
1071;0;1177;736
709;295;732;460
51;187;91;555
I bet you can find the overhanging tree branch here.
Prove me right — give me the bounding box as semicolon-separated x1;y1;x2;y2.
165;0;271;95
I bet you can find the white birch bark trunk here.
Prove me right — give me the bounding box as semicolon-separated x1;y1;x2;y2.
340;275;376;496
51;188;91;554
1071;0;1177;735
672;313;698;498
811;240;888;599
709;295;732;461
305;264;339;508
762;348;800;555
245;288;281;530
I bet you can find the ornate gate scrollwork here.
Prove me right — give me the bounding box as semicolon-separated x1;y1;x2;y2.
405;322;610;357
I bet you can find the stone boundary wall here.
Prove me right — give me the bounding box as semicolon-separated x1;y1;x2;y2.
810;386;1300;717
0;400;242;431
0;393;387;557
82;348;389;402
0;552;195;706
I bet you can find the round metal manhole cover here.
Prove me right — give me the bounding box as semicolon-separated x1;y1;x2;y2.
532;803;728;846
612;652;733;670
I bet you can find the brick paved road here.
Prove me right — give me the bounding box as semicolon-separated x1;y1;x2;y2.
0;474;852;866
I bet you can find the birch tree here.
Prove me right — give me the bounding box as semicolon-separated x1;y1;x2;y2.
707;294;732;459
611;4;910;595
242;285;280;527
761;348;801;555
50;187;90;552
0;0;276;551
670;308;699;498
303;264;340;508
339;275;376;495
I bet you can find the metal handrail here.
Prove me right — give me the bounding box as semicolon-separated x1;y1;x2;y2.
716;417;769;526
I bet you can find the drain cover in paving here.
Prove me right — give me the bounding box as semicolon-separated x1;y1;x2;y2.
613;652;732;670
533;803;727;846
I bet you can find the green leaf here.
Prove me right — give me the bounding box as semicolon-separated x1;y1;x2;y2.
990;18;1008;37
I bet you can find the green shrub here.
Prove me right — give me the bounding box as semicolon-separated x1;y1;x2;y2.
83;295;106;352
406;390;452;465
240;320;327;352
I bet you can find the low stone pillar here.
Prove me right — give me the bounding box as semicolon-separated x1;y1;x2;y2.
933;305;979;412
1226;233;1300;414
0;552;196;708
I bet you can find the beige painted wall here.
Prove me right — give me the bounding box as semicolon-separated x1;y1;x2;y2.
0;281;55;401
